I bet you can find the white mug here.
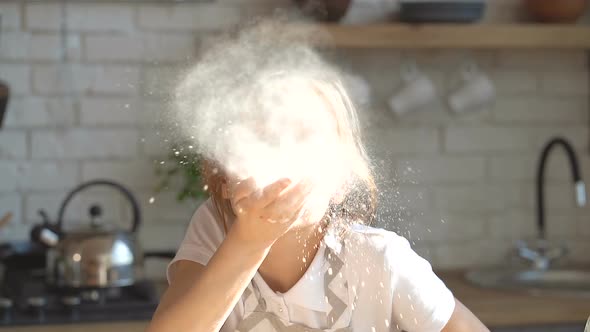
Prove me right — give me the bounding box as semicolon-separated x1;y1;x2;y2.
388;63;437;116
448;63;495;114
342;73;372;107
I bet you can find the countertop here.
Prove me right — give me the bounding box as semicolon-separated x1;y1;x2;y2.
439;270;590;327
6;271;590;331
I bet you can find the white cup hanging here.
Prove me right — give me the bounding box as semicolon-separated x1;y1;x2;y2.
388;61;437;116
448;62;495;114
342;72;372;107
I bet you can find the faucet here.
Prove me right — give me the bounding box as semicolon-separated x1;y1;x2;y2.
517;137;586;270
536;137;586;239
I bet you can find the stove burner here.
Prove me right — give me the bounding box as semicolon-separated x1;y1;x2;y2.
26;296;47;323
0;267;159;326
0;297;13;324
61;296;81;321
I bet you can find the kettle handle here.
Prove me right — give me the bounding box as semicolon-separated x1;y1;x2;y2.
56;179;141;233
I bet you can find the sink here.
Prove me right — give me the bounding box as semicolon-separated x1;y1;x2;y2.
466;268;590;297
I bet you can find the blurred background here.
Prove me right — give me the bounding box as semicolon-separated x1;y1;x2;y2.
0;0;589;331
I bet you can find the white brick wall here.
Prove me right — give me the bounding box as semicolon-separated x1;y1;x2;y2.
16;161;79;191
66;3;135;32
432;184;522;212
433;240;512;268
0;131;27;159
0;162;18;192
0;3;21;31
395;156;486;184
1;1;589;274
25;2;140;32
445;126;530;152
25;3;63;31
81;160;159;190
4;97;76;128
31;129;139;159
488;210;537;241
33;65;140;96
0;194;22;233
492;97;587;123
0;64;31;95
539;70;589;96
84;35;144;62
137;4;242;31
367;127;439;155
137;192;200;225
410;212;487;243
0;33;82;62
80;97;139;125
84;34;197;63
490;69;538;95
141;65;187;97
25;191;123;226
139;128;171;157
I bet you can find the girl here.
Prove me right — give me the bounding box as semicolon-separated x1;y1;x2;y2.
148;22;489;332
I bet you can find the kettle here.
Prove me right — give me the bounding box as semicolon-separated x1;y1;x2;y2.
33;180;144;288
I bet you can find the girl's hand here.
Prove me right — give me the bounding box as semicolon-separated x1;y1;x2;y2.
229;177;312;249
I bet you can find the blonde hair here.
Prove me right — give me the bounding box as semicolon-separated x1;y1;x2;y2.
176;20;377;232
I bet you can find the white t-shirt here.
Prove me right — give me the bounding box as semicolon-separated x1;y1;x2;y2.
168;199;455;332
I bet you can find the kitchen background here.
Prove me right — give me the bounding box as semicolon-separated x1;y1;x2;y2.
0;0;589;282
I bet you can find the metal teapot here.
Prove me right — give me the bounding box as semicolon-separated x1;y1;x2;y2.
33;180;144;288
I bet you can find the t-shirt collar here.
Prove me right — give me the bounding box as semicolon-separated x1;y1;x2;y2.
254;227;344;313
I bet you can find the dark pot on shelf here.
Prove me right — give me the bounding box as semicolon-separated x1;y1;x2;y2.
525;0;588;23
294;0;352;22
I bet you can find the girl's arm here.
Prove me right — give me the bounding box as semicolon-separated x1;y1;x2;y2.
147;228;270;332
442;299;490;332
147;178;312;332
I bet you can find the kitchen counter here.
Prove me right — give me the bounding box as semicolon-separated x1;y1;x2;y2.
9;322;150;332
6;271;590;331
439;270;590;328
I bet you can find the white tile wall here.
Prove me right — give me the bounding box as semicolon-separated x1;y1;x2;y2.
0;0;589;278
0;64;31;95
0;2;21;31
0;131;27;159
65;4;135;33
0;162;18;192
4;97;76;128
31;129;139;159
24;3;63;31
137;4;242;31
80;97;140;126
32;65;140;95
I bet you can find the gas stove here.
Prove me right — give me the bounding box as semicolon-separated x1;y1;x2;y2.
0;267;159;326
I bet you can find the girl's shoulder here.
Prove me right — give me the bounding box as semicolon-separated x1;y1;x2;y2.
346;223;412;254
182;198;227;255
342;224;424;276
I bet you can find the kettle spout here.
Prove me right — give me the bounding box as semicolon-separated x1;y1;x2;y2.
30;210;60;247
39;228;60;247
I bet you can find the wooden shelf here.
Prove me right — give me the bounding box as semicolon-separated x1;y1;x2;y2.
290;24;590;49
